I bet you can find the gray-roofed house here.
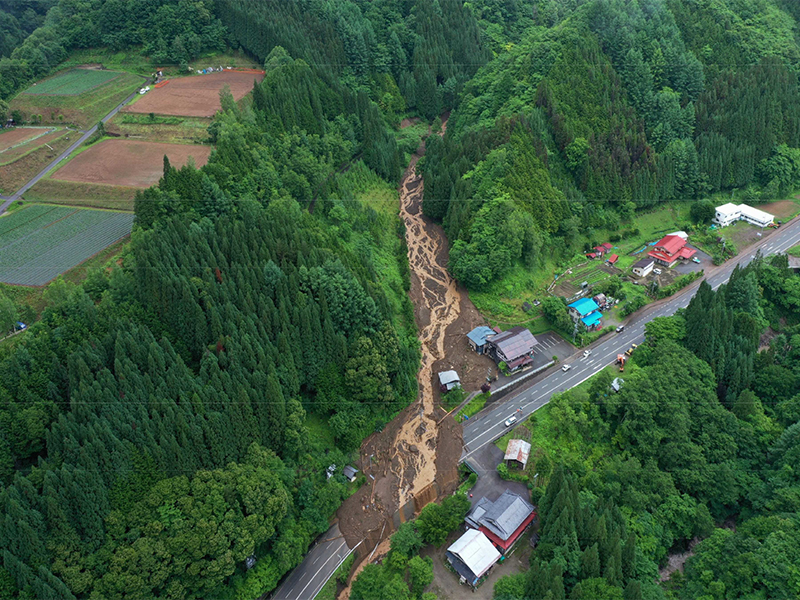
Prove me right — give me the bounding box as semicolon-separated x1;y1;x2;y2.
466;326;496;355
438;370;461;392
465;490;537;553
342;466;359;482
485;326;538;373
446;528;501;588
632;258;655;278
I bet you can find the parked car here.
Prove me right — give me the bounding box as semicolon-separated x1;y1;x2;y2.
504;416;517;427
625;343;638;356
616;325;625;333
583;349;592;358
692;257;701;264
15;322;26;331
562;364;571;372
653;268;662;275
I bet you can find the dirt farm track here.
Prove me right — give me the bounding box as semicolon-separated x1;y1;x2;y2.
122;71;265;117
51;140;211;187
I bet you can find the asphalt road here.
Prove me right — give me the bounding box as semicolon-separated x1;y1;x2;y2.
461;218;800;459
0;84;147;216
269;524;358;600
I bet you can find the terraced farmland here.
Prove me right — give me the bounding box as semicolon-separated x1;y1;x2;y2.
0;205;133;286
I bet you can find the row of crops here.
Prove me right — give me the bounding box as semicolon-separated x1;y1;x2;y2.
0;205;133;286
24;69;122;96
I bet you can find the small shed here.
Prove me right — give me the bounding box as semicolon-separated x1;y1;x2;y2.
592;293;607;307
504;439;531;469
612;378;624;393
632;258;655;278
342;466;359;482
438;370;461;392
607;254;619;265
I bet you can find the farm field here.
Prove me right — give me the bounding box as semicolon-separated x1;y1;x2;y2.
123;71;264;117
0;129;75;195
50;139;212;187
105;113;212;143
23;68;122;95
0;127;48;151
0;204;133;286
9;70;144;129
24;179;137;211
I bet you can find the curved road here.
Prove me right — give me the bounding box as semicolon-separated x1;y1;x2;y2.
0;83;147;215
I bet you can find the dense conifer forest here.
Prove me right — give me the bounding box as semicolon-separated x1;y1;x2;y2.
2;0;800;599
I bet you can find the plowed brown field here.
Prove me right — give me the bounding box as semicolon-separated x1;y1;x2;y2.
0;128;44;151
122;71;265;117
51;140;211;187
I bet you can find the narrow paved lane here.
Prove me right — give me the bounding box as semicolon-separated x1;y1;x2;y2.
0;83;147;215
462;217;800;459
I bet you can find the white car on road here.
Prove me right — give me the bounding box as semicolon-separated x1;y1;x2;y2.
504;416;517;427
562;364;571;372
583;349;592;358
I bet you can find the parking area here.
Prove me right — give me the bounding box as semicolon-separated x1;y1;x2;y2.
673;245;712;275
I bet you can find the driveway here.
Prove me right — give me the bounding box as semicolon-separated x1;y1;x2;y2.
464;442;529;509
673;244;711;275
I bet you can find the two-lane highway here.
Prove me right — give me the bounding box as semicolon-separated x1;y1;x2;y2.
462;218;800;459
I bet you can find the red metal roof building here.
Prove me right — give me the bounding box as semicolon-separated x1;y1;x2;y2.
465;491;537;553
648;235;696;267
606;254;619;264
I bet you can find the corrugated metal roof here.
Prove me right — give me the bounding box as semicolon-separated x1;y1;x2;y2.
487;326;538;361
447;529;500;579
633;258;654;269
568;297;599;316
467;326;495;347
438;370;460;386
479;491;535;541
504;439;531;466
581;312;602;327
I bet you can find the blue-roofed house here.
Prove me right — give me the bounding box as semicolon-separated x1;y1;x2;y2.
568;298;603;331
467;326;496;355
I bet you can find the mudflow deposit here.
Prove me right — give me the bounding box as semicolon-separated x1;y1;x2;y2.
336;119;476;576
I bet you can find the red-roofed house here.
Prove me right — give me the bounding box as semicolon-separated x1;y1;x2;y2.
606;254;619;265
601;243;613;252
648;235;696;267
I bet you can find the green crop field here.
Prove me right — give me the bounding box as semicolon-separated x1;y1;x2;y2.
10;71;145;129
0;205;133;286
24;69;123;96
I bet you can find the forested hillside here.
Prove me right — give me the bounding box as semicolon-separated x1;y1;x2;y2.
422;0;800;288
493;256;800;599
0;0;488;598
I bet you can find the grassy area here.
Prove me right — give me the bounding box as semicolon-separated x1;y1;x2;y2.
305;413;337;453
10;71;145;129
470;203;683;326
787;245;800;257
106;113;212;143
25;180;137;211
0;130;76;195
457;393;488;422
395;119;429;159
56;47;259;79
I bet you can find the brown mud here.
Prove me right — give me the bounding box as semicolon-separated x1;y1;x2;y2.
338;116;493;595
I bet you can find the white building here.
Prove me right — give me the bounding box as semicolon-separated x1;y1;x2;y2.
438;370;461;391
714;203;774;228
446;529;501;587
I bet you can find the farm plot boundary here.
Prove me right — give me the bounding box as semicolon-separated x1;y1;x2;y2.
23;69;123;96
0;206;134;286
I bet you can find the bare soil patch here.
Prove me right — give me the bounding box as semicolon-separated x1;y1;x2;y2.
0;128;44;151
762;199;800;220
1;129;67;164
123;71;265;117
51;140;211;188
